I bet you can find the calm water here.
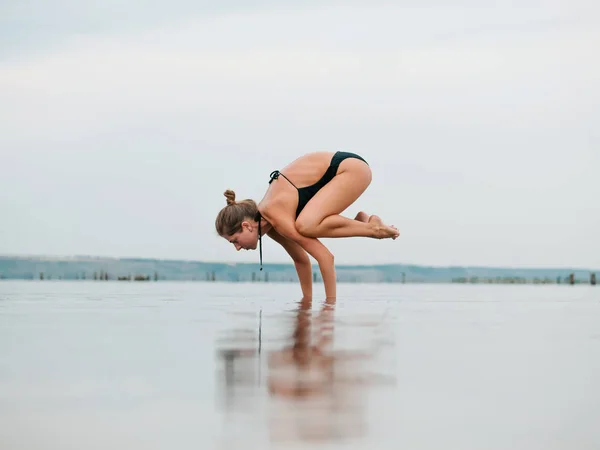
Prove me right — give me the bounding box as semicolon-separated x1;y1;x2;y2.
0;281;598;450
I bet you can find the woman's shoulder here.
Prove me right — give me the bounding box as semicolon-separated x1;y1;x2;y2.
258;197;293;224
257;199;283;218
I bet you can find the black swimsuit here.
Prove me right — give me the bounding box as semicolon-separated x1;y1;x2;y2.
255;151;368;271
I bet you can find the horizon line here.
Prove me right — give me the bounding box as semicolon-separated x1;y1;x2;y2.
0;253;597;272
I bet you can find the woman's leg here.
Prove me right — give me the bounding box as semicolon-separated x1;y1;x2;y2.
295;159;399;239
302;212;399;239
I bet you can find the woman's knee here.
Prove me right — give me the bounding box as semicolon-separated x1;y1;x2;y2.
295;216;320;237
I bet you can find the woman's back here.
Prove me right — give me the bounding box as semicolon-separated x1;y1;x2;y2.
279;151;336;189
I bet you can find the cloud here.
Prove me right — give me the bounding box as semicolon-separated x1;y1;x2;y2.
1;2;599;267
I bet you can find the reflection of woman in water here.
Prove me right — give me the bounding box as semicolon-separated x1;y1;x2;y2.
217;298;392;444
215;151;399;299
266;298;367;442
267;297;336;398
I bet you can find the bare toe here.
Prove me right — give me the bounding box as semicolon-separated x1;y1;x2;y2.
366;215;399;239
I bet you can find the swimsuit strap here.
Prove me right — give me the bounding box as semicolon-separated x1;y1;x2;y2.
256;170;296;272
269;170;298;189
255;211;263;271
258;217;263;271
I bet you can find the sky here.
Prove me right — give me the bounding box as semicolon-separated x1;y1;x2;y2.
1;0;599;268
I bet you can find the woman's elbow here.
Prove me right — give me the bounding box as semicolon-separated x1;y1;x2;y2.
318;251;334;266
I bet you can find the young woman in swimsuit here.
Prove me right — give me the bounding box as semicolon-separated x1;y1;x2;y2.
215;151;400;299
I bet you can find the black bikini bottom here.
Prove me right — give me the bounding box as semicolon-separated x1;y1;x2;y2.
269;151;368;218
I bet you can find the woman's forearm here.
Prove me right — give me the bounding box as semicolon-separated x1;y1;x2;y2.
267;218;336;299
294;259;313;299
318;256;336;299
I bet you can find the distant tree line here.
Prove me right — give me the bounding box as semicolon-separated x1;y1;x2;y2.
452;273;596;285
34;271;160;281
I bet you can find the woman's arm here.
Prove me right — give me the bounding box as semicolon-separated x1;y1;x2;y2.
267;218;336;299
267;228;313;299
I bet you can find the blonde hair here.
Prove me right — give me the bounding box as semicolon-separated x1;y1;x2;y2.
215;189;258;237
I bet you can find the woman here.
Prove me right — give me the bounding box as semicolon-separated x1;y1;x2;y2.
215;151;399;299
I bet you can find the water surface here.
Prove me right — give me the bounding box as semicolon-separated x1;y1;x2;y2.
0;281;598;450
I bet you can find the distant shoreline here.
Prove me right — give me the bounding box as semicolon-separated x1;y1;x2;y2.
0;253;596;271
0;255;596;285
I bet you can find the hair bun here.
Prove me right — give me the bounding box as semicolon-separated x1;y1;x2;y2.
224;190;236;206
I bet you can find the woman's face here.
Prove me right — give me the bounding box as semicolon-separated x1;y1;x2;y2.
224;221;258;251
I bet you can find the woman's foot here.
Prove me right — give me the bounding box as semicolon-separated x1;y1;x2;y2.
369;215;400;240
354;211;370;223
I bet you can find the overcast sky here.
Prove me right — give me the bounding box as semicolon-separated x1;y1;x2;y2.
1;0;598;268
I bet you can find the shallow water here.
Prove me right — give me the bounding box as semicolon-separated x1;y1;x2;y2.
0;281;599;450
